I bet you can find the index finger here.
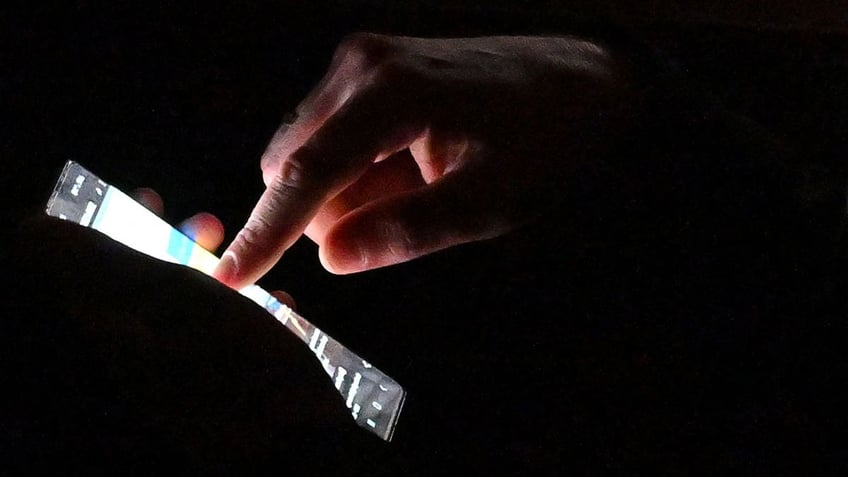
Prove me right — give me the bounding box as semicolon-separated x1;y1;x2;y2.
215;80;426;289
260;33;399;187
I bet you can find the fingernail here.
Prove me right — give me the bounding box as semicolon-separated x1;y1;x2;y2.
318;247;339;274
214;251;239;286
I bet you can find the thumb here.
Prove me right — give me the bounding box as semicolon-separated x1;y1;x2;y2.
319;158;522;274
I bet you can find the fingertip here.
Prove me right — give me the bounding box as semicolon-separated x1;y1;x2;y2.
215;221;287;289
212;251;240;288
319;226;369;275
179;212;225;251
318;245;346;274
193;212;225;233
270;290;297;310
131;187;164;215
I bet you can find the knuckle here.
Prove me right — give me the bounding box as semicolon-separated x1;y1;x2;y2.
260;155;279;185
273;157;310;194
339;32;389;55
261;148;283;175
336;32;394;70
274;145;332;194
236;217;269;251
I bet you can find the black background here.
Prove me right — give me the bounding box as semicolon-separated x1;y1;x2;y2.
2;1;848;474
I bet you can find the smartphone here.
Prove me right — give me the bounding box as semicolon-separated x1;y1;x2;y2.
46;161;405;441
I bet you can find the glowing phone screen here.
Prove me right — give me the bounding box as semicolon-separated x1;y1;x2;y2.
45;161;405;441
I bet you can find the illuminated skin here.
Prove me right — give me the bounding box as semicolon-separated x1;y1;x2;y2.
215;34;640;289
132;188;295;308
116;184;403;439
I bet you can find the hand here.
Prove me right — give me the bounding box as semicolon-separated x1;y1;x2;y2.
215;33;639;288
133;187;294;307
